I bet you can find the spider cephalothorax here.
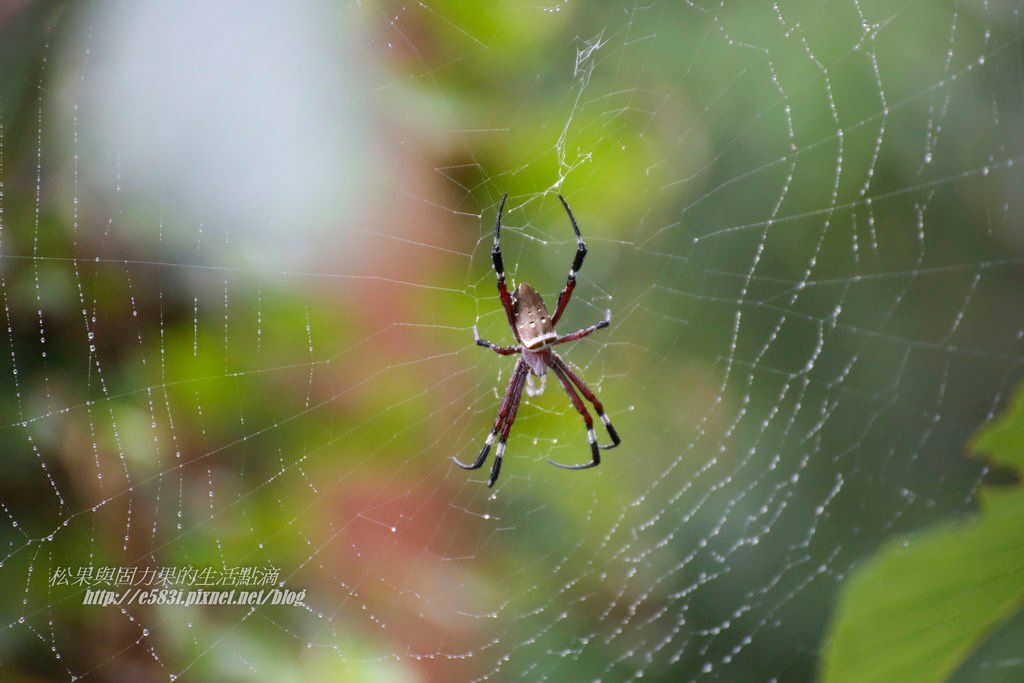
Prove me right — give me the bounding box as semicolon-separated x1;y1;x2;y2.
453;193;621;487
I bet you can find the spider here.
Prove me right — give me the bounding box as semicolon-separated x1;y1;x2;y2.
454;193;621;487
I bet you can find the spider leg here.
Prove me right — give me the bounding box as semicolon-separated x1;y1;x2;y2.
453;359;526;474
552;310;611;346
491;193;522;343
489;361;529;487
552;354;621;449
474;325;521;355
550;194;588;326
546;361;601;471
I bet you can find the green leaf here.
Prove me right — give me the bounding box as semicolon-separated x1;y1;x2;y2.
820;384;1024;683
972;388;1024;473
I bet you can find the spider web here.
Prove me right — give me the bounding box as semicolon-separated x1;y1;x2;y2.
2;0;1022;680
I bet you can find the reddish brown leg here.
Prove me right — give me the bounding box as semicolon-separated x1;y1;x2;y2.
489;363;529;486
453;359;527;480
552;354;620;449
546;362;601;471
552;310;611;346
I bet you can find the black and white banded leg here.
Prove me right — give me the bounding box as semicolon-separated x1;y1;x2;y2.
474;325;520;355
550;194;588;326
490;193;522;342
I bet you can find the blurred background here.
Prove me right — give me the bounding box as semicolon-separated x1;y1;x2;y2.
0;0;1021;681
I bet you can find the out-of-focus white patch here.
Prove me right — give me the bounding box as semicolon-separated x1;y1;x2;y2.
65;0;375;267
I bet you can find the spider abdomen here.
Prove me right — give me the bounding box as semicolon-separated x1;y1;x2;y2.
513;282;558;350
